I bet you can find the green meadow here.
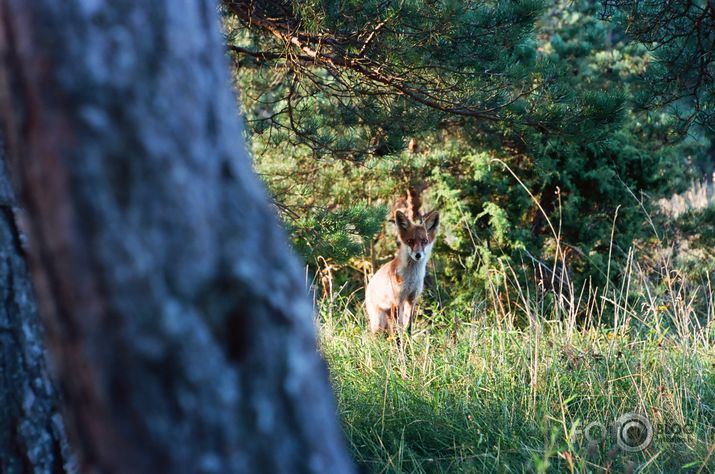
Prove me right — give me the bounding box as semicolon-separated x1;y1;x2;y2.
318;259;715;472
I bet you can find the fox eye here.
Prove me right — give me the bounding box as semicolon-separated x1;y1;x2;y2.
407;239;414;245
421;239;428;245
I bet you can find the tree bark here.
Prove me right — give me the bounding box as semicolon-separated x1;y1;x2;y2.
0;146;73;473
0;1;353;473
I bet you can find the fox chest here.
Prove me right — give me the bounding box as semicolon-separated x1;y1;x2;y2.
397;264;426;302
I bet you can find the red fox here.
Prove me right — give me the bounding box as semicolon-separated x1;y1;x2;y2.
365;209;439;334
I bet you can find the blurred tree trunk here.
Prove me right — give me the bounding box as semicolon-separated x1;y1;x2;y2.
0;146;73;472
0;1;353;473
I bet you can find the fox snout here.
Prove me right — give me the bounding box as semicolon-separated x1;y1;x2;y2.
404;237;429;261
409;246;427;261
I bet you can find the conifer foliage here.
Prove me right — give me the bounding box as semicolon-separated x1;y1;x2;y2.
225;0;713;297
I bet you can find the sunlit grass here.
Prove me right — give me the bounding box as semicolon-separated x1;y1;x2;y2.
317;260;715;473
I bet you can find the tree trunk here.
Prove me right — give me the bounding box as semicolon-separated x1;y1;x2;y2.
0;1;353;473
0;146;73;473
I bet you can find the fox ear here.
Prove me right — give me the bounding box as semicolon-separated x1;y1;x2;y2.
424;210;440;235
395;210;410;231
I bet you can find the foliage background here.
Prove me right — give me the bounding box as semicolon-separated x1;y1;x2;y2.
225;0;713;322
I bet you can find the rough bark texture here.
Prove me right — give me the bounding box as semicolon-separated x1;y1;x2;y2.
0;1;354;473
0;148;73;473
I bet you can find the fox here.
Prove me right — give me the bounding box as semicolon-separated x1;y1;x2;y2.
365;208;439;334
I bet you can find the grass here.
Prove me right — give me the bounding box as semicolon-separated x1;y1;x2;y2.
316;257;715;473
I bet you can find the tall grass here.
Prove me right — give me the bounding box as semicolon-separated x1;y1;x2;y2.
316;252;715;472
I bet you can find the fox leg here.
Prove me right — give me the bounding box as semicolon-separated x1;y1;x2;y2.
386;306;397;335
399;300;414;332
367;303;387;334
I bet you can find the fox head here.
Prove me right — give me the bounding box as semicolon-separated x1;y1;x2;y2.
395;209;440;262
